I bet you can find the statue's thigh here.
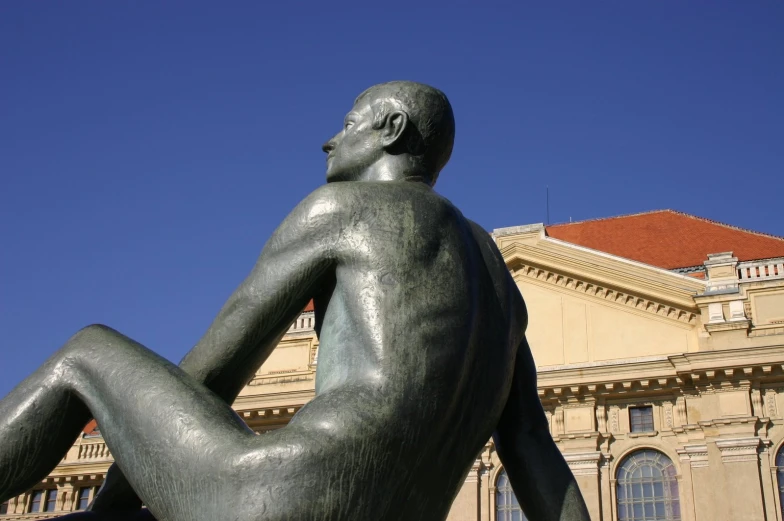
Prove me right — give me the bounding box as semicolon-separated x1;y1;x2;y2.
64;326;257;519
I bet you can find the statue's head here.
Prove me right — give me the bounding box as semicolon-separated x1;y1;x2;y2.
322;81;455;186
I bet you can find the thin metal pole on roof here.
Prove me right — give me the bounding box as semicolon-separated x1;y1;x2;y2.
546;186;550;225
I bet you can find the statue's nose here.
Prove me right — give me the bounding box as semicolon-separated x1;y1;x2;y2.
322;140;336;154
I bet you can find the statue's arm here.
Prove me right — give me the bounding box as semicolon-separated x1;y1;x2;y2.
178;184;342;403
492;337;591;521
91;185;345;512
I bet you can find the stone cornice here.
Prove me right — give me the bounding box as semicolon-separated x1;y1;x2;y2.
500;235;705;304
537;345;784;400
669;345;784;375
500;238;703;326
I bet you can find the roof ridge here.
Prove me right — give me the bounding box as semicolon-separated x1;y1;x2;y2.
547;209;784;242
546;209;672;228
667;210;784;242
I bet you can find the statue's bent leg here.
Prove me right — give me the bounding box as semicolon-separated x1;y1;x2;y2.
0;325;257;521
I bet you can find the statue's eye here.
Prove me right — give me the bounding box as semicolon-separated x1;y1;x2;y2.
344;121;353;130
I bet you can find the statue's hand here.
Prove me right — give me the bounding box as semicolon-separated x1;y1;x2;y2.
87;463;143;512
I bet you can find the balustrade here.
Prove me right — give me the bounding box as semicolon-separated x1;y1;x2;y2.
737;257;784;282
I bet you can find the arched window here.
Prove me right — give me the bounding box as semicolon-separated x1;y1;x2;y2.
775;445;784;518
616;449;680;521
496;469;528;521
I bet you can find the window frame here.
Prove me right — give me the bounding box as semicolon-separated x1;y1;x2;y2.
77;487;92;510
495;468;528;521
43;489;57;512
615;448;681;521
629;405;655;433
28;490;43;513
774;443;784;521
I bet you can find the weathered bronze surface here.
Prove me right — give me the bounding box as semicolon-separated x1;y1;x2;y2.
0;82;590;521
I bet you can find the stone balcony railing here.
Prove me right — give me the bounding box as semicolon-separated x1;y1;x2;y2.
738;257;784;282
288;311;315;333
76;440;111;461
59;438;113;465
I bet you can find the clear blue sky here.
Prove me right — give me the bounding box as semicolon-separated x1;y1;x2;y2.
1;2;782;397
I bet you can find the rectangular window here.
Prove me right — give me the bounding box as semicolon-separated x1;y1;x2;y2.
1;501;8;514
44;489;57;512
630;406;655;432
29;490;43;513
77;487;91;510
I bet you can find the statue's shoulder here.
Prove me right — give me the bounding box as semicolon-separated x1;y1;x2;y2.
299;182;439;220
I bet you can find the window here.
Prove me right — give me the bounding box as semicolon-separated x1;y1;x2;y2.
775;445;784;518
29;490;43;513
616;449;680;521
77;487;92;510
44;489;57;512
630;406;655;433
496;469;528;521
0;501;8;514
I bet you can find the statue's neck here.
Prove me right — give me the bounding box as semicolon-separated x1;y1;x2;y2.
358;157;431;184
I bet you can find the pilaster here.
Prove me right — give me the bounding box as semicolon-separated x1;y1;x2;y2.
714;437;767;520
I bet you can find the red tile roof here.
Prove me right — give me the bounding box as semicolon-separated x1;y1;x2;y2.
545;210;784;270
83;419;99;435
304;300;314;312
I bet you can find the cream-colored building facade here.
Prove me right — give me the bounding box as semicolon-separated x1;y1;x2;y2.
3;211;784;521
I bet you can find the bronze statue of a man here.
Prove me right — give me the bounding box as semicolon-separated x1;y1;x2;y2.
0;82;590;521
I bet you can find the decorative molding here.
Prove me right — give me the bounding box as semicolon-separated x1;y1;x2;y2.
663;401;674;429
704;319;751;334
675;397;687;427
510;262;698;325
596;405;607;433
554;408;565;436
236;406;301;421
751;389;764;417
248;372;314;386
715;437;760;464
609;406;620;433
464;458;482;483
677;444;709;468
563;451;602;476
765;389;778;418
536;346;784;401
628;431;658;439
750;325;784;337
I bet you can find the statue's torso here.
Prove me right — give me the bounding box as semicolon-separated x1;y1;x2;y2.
279;181;527;519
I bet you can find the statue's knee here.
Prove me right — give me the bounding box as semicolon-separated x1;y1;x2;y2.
65;324;116;354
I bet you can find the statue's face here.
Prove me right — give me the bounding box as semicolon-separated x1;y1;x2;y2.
323;98;384;182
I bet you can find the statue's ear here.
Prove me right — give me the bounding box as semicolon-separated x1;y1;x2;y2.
380;111;409;149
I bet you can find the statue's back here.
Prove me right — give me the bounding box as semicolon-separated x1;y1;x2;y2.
289;180;527;520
